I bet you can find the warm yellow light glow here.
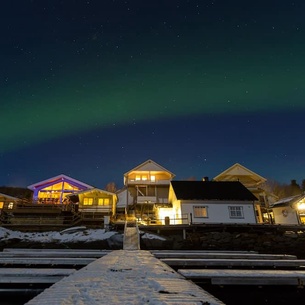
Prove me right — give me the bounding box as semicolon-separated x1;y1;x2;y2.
84;197;93;205
157;208;178;224
151;175;156;182
298;203;305;210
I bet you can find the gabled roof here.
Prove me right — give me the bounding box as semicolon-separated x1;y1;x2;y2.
66;188;116;197
27;174;93;190
0;192;20;201
270;194;305;208
171;181;257;201
213;163;266;185
124;159;175;178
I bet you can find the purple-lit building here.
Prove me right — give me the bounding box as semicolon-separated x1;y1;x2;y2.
27;174;93;204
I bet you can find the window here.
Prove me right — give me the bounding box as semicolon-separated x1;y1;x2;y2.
193;206;208;218
0;202;3;209
135;175;141;181
83;198;93;205
228;206;244;218
8;202;14;209
98;198;110;206
142;175;147;181
151;175;156;182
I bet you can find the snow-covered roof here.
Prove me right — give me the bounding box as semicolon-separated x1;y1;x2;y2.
0;192;20;201
270;194;305;208
66;187;116;197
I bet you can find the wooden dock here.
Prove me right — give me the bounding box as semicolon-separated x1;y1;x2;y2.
24;250;225;305
123;222;140;250
179;269;305;286
0;268;75;284
1;248;305;303
153;251;297;260
161;258;305;269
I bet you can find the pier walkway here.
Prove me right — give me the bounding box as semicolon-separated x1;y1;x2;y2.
25;250;224;305
123;221;140;250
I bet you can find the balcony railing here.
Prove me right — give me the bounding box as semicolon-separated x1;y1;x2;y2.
136;196;169;204
127;179;171;185
136;196;156;204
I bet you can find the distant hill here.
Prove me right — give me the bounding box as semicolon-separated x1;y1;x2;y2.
0;186;33;200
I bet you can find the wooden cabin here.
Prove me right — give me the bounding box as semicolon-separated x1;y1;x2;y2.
66;188;117;220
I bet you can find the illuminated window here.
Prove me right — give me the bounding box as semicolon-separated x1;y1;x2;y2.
151;175;156;182
83;198;93;205
142;175;147;181
228;206;244;218
0;202;3;209
98;198;110;206
64;182;79;191
135;175;141;181
8;202;14;209
193;206;208;218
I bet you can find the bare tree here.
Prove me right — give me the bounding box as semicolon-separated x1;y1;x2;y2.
105;182;117;193
261;180;287;199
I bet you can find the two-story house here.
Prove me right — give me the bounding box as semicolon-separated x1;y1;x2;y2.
213;163;278;223
116;159;175;223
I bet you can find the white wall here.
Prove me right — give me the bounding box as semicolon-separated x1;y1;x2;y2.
272;206;299;225
180;200;257;224
116;189;132;209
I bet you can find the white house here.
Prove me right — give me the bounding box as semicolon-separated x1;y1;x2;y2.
270;194;305;225
168;181;258;225
213;163;278;223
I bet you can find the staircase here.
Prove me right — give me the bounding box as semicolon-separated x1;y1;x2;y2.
123;221;140;250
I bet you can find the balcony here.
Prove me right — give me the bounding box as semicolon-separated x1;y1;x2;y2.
136;196;169;204
127;179;171;185
136;196;156;204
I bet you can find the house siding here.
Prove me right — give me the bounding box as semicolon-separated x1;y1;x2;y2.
180;200;257;224
272;206;300;225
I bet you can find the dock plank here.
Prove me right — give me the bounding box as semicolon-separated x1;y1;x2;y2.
178;269;305;286
154;252;297;260
0;251;108;258
0;257;95;267
162;258;305;268
25;250;225;305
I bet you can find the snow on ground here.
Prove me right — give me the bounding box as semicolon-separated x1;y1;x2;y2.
25;250;224;305
0;227;166;244
140;232;166;240
0;227;117;244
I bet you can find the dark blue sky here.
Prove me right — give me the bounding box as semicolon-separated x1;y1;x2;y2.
1;0;304;189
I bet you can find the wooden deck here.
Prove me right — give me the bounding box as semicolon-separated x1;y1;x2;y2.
25;250;225;305
161;258;305;269
179;269;305;286
1;248;305;304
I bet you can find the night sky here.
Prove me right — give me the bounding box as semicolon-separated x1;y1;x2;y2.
1;0;305;189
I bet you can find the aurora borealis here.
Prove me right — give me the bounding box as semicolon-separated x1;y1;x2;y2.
1;0;305;188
